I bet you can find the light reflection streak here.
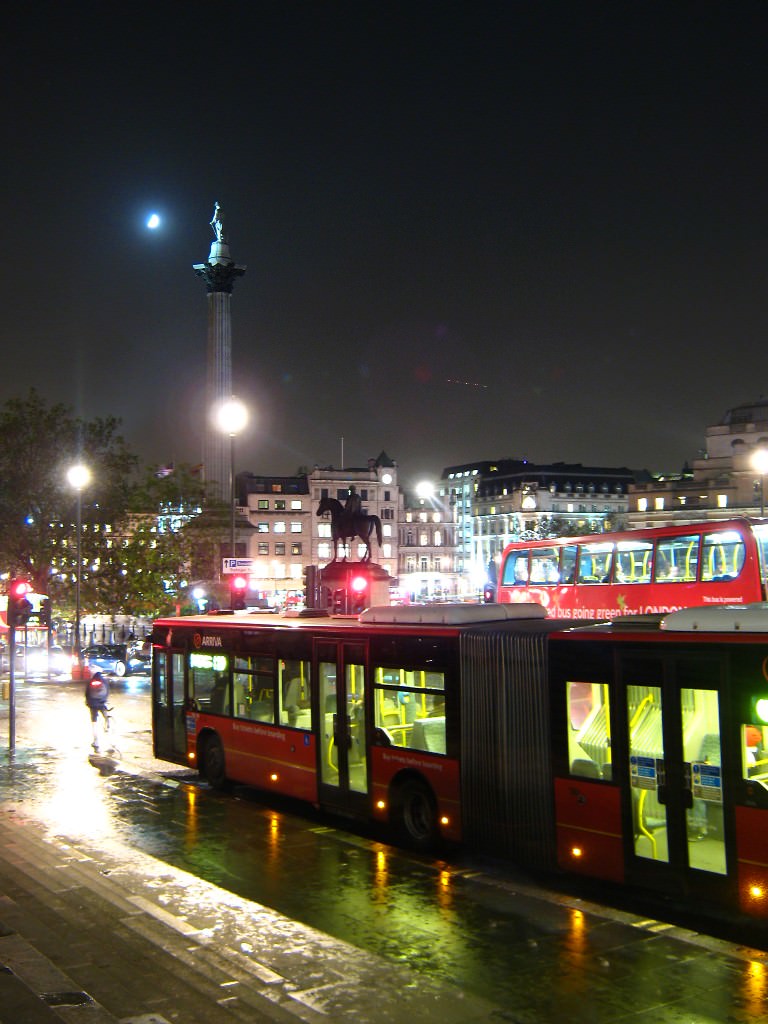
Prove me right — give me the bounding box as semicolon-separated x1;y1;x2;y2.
744;959;767;1017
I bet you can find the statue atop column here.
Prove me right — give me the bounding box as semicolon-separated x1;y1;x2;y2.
209;201;226;244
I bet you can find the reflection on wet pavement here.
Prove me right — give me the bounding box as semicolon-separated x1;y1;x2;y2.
2;681;768;1022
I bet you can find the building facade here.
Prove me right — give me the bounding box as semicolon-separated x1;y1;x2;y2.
629;398;768;527
234;453;401;604
442;459;638;591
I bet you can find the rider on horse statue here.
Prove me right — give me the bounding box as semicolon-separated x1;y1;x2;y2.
344;486;362;520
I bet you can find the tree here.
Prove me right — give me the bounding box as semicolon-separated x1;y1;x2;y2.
121;464;210;616
0;390;137;613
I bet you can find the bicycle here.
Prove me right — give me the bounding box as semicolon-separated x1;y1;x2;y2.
92;705;122;760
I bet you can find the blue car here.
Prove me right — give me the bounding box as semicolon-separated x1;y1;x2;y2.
81;643;150;678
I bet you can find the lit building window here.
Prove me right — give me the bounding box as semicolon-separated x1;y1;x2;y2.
290;522;302;533
318;542;331;560
432;512;441;523
654;497;665;510
718;494;728;508
382;524;392;537
258;522;269;533
434;531;442;545
290;500;302;510
420;533;429;546
383;543;392;558
637;498;648;511
318;524;331;538
274;521;286;533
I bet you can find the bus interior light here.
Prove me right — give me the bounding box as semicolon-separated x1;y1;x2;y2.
270;772;279;782
440;815;450;826
376;799;386;810
571;846;583;859
188;751;196;762
748;883;765;901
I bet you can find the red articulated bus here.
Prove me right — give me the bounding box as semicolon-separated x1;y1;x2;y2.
151;600;768;923
493;517;768;619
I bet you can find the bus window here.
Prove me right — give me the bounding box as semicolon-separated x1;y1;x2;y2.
701;530;746;582
530;547;561;584
577;542;614;584
567;680;610;778
614;539;653;584
373;667;446;753
233;655;275;723
561;545;577;584
190;651;231;715
655;534;699;582
753;524;768;586
501;550;529;585
743;724;768;782
278;658;312;729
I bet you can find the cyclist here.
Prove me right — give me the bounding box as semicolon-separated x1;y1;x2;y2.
84;671;110;753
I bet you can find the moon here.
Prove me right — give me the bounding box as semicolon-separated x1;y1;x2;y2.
147;213;161;230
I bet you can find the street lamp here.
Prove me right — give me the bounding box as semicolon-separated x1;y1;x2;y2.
215;397;248;560
67;462;91;665
752;448;768;518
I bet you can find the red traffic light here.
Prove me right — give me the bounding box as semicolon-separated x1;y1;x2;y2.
350;575;368;594
230;574;248;610
7;578;33;628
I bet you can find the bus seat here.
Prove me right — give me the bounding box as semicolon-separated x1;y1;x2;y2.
209;682;229;715
699;734;721;766
570;758;600;778
411;717;446;754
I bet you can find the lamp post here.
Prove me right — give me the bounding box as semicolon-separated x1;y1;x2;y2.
216;397;248;562
752;448;768;518
67;463;91;666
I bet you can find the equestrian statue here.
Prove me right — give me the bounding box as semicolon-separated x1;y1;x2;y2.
316;493;383;562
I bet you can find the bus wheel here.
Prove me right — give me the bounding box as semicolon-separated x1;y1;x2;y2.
203;734;227;789
393;778;438;851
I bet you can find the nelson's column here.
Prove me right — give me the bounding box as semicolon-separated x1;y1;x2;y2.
193;202;246;501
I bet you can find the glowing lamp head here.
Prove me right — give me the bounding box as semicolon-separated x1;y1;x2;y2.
147;213;161;230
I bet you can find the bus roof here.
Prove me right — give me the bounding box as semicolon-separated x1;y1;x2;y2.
661;602;768;633
359;603;546;625
501;516;762;551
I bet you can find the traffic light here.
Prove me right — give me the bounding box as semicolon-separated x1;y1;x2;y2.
7;579;33;628
39;597;51;628
230;574;248;611
349;574;369;615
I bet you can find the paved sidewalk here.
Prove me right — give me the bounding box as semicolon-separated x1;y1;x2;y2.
0;773;497;1024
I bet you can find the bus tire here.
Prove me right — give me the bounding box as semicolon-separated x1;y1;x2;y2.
202;734;228;790
393;778;438;851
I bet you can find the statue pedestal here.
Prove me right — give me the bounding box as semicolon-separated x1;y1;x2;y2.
318;562;391;611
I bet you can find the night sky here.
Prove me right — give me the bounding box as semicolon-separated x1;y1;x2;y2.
5;2;768;487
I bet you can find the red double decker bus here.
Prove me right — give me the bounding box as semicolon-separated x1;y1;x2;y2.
151;599;768;925
492;517;768;619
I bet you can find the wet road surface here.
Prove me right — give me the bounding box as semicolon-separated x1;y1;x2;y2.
1;676;768;1022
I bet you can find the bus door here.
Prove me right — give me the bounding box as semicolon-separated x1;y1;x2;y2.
315;640;369;813
618;652;730;899
152;650;188;762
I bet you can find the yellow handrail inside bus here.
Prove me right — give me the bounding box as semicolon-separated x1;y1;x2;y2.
629;692;654;731
637;789;658;859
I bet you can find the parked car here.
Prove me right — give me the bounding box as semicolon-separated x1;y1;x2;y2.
81;643;149;678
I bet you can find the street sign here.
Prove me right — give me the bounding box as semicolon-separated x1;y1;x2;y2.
222;558;254;574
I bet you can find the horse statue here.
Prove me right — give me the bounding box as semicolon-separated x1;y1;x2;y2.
316;496;383;562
